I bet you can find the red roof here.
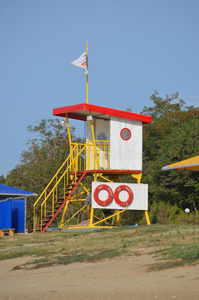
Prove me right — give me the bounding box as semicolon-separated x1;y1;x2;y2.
53;103;152;124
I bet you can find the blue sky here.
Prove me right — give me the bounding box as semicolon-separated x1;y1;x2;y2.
0;0;199;176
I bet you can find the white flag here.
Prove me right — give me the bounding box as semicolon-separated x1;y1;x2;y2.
71;52;88;74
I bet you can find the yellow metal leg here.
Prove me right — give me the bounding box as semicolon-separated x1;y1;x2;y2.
116;210;120;225
90;207;94;227
60;202;69;228
131;173;142;184
87;204;90;219
145;210;150;225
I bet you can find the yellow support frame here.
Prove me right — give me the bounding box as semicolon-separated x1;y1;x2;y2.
66;114;72;152
58;169;150;230
131;173;151;225
35;166;150;231
92;209;125;226
60;201;111;228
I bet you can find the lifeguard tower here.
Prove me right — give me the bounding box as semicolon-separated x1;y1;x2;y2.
33;103;152;232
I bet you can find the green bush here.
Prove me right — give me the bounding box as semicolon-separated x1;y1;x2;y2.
176;210;199;224
148;201;181;224
141;201;199;225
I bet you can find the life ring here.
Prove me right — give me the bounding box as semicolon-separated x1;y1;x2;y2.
94;184;114;206
114;185;133;207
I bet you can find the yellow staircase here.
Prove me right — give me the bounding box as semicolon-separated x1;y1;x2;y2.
33;143;87;232
33;141;110;232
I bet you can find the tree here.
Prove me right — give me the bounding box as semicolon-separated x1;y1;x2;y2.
0;175;5;184
141;91;199;212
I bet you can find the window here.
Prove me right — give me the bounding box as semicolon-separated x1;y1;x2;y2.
120;128;131;141
97;132;107;140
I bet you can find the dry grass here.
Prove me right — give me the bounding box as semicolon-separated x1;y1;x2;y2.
0;224;199;271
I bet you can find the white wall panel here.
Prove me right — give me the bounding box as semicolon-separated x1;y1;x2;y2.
110;117;142;170
86;116;143;171
92;182;148;210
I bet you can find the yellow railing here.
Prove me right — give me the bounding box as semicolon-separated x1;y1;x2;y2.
33;140;110;231
71;140;110;171
33;143;87;231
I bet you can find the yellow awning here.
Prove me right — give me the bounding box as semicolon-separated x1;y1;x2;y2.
162;155;199;171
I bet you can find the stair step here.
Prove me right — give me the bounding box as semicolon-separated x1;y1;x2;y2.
71;173;82;177
57;196;68;200
56;198;67;203
45;215;53;219
48;210;59;215
55;201;64;205
41;219;50;223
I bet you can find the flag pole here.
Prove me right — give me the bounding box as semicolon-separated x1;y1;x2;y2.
86;41;88;104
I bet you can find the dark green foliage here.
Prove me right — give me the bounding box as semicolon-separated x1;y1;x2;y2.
0;175;5;184
147;201;181;224
6;119;73;190
141;91;199;217
142;201;199;225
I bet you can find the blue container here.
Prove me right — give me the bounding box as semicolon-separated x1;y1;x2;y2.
0;200;12;230
0;199;25;233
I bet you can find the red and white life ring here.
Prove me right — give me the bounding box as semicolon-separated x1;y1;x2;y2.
93;184;114;206
114;185;133;207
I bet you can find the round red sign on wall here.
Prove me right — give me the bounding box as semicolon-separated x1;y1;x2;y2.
93;184;114;206
114;185;133;207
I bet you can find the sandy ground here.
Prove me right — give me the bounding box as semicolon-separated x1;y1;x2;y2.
0;255;199;300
